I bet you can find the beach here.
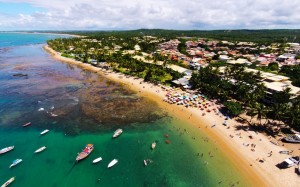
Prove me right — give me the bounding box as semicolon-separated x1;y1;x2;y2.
44;45;300;187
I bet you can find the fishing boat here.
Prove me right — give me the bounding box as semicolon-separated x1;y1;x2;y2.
9;159;22;168
0;146;14;155
144;159;148;166
113;129;123;138
1;177;15;187
34;146;47;153
108;159;118;168
76;144;94;161
23;122;31;127
151;142;156;150
92;157;102;164
282;134;300;143
40;129;49;135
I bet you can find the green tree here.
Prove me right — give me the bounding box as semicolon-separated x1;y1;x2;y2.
268;62;279;71
224;101;243;116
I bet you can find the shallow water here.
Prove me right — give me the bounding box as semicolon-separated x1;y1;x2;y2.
0;33;252;187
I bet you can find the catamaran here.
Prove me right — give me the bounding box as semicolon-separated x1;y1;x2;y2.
9;159;22;168
108;159;118;168
1;177;15;187
40;129;49;135
34;146;47;153
113;129;123;138
0;146;14;155
76;144;94;161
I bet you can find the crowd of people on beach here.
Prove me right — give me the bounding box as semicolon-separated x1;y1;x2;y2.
162;87;220;117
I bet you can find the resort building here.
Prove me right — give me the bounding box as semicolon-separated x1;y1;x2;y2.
245;68;300;102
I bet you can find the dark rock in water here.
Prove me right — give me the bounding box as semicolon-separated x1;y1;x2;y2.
13;73;28;77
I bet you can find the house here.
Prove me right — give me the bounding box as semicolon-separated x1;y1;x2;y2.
172;76;192;89
219;55;231;61
134;44;141;51
227;58;251;65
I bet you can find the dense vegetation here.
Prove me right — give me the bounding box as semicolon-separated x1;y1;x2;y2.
190;65;300;131
280;65;300;87
47;38;182;85
42;29;300;44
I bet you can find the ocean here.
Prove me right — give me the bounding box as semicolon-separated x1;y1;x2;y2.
0;33;252;187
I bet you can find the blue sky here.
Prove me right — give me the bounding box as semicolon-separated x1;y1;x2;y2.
0;0;299;31
0;2;44;15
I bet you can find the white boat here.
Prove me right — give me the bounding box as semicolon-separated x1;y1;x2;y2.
40;129;49;135
113;129;123;138
144;159;148;166
76;144;94;161
151;142;156;150
108;159;118;168
1;177;15;187
282;134;300;143
34;146;47;153
0;146;14;155
9;159;22;168
92;157;102;164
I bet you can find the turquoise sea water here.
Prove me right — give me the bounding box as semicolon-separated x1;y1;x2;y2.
0;33;251;187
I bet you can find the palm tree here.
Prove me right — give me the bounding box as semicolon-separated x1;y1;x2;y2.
250;102;268;126
285;96;300;130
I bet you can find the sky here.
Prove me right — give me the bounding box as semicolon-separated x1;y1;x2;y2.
0;0;299;31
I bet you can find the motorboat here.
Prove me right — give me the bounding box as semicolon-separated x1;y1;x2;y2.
92;157;102;164
34;146;47;153
40;129;49;135
282;134;300;143
9;159;22;168
151;142;156;150
76;144;94;161
108;159;118;168
113;129;123;138
144;159;148;166
1;177;15;187
23;122;31;127
0;146;14;155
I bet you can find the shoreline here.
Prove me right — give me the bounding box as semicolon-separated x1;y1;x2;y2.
43;45;299;187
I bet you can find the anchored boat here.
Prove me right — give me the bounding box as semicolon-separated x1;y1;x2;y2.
92;157;102;164
9;159;22;168
113;129;123;138
76;144;94;161
35;146;47;153
23;122;31;127
0;146;14;155
151;142;156;150
40;129;49;135
1;177;15;187
108;159;118;168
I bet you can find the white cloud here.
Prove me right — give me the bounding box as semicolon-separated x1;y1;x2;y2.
0;0;300;30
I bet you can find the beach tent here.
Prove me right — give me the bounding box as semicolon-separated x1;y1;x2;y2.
283;158;296;167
